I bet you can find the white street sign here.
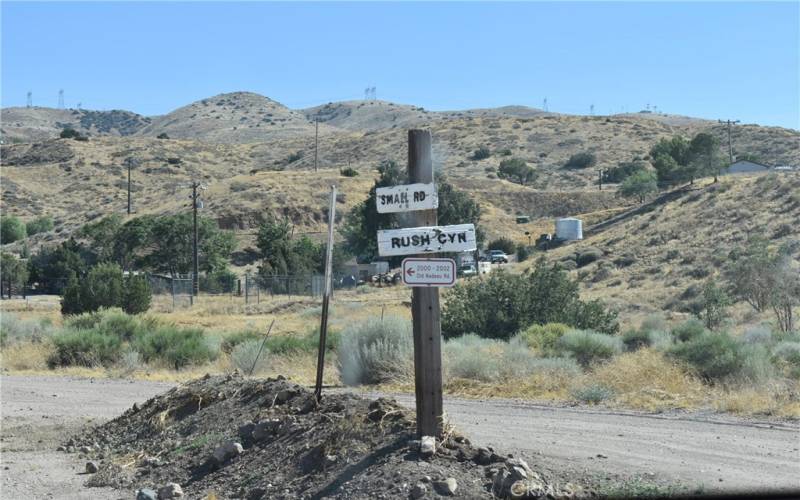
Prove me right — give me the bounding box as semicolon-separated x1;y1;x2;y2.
377;224;476;257
376;183;438;213
402;258;456;287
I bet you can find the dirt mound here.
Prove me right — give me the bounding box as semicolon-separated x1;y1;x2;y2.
65;374;582;499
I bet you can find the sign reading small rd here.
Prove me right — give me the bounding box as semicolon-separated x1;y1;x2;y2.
376;183;438;213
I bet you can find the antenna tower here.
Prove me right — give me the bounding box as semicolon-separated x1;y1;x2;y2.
543;97;548;112
590;104;594;116
26;91;32;108
58;89;65;109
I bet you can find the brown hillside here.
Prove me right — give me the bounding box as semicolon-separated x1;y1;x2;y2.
1;107;150;143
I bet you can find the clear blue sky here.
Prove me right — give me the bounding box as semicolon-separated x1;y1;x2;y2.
2;2;798;128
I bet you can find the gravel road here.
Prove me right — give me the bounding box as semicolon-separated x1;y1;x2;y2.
2;375;798;498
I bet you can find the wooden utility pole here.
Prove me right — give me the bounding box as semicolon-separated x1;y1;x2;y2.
314;185;337;402
190;181;201;296
407;129;444;438
127;161;132;214
314;119;319;173
598;169;603;191
718;119;740;165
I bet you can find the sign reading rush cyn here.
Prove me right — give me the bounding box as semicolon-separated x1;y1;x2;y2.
377;224;476;257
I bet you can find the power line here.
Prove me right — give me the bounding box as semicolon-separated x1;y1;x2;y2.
718;119;740;165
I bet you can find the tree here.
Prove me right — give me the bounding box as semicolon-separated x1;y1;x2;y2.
256;215;293;275
143;214;235;277
25;216;54;236
27;238;90;293
487;237;516;254
82;263;125;311
564;152;596;169
59;128;88;141
0;252;28;298
688;133;725;182
498;158;537;185
649;136;691;186
728;237;773;312
769;256;799;334
1;215;26;244
79;215;124;264
156;132;170;139
471;147;491;160
342;162;481;262
123;274;152;314
602;160;648;183
699;279;731;329
618;170;658;203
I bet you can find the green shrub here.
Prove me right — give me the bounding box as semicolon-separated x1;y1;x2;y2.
516;244;531;262
564;152;596;169
200;268;237;294
26;216;54;235
621;329;650;351
671;319;707;342
231;339;270;374
0;215;26;243
498;158;536;185
49;329;123;367
487;237;516;255
640;314;668;333
576;247;603;267
134;326;218;369
337;316;413;385
667;332;743;382
557;330;622;367
741;325;773;345
737;344;776;384
157;132;170;139
123;274;152;314
94;308;147;341
517;323;571;355
340;166;359;177
0;314;53;345
773;342;800;379
571;383;615;404
471;147;491;160
60;128;88;141
221;330;261;353
444;334;501;382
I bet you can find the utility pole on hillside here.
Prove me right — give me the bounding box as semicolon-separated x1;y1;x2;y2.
26;91;32;108
314;118;319;172
190;181;206;296
127;161;132;214
718;119;740;165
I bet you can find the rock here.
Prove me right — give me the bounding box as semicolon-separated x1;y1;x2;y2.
252;419;281;441
410;483;427;499
212;441;244;464
433;478;457;496
474;447;495;465
79;445;92;454
136;488;158;500
420;436;436;457
131;402;140;412
66;446;75;453
157;482;184;499
246;488;267;500
238;422;255;440
143;456;162;467
275;389;297;404
85;461;99;474
56;446;66;452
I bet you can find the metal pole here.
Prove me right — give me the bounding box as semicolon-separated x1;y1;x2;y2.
314;185;337;402
408;129;444;438
248;319;275;376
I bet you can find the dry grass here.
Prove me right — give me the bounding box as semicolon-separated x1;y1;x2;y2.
0;341;53;370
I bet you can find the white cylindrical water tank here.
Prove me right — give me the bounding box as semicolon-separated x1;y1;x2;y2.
555;217;583;241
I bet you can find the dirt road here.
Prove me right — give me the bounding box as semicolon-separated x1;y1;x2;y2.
2;375;798;498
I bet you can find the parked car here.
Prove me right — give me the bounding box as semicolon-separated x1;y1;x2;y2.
489;249;509;264
459;264;477;277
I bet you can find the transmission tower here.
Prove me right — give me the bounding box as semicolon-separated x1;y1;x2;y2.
26;91;32;108
590;104;594;116
543;97;548;112
58;89;65;109
77;102;82;110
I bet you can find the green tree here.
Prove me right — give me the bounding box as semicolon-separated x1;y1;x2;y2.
25;216;54;236
471;147;491;160
618;170;658;203
123;274;152;314
144;214;235;277
1;215;26;244
60;272;84;315
27;238;90;293
79;215;124;264
564;152;597;169
699;279;731;329
498;158;537;185
602;160;648;183
649;136;691;186
728;237;773;312
82;263;125;312
0;252;29;298
256;215;293;274
688;132;725;182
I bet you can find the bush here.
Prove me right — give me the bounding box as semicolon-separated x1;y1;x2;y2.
221;330;261;353
231;339;270;374
444;334;501;382
517;323;571;355
0;314;53;346
487;237;516;255
201;268;237;294
576;247;603;267
737;344;776;384
134;326;218;369
564;152;597;169
337;316;413;385
557;330;622;367
26;216;54;235
471;147;491;160
772;342;800;379
1;215;26;243
123;274;152;314
498;158;536;185
156;132;170;139
571;383;615;404
621;329;650;351
59;128;88;141
94;307;147;341
741;325;773;345
442;262;618;340
671;319;707;342
667;332;743;382
340;167;359;177
516;244;531;262
49;329;123;367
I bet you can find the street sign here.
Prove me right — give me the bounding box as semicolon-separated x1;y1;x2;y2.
376;183;438;213
377;223;477;257
402;258;456;287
